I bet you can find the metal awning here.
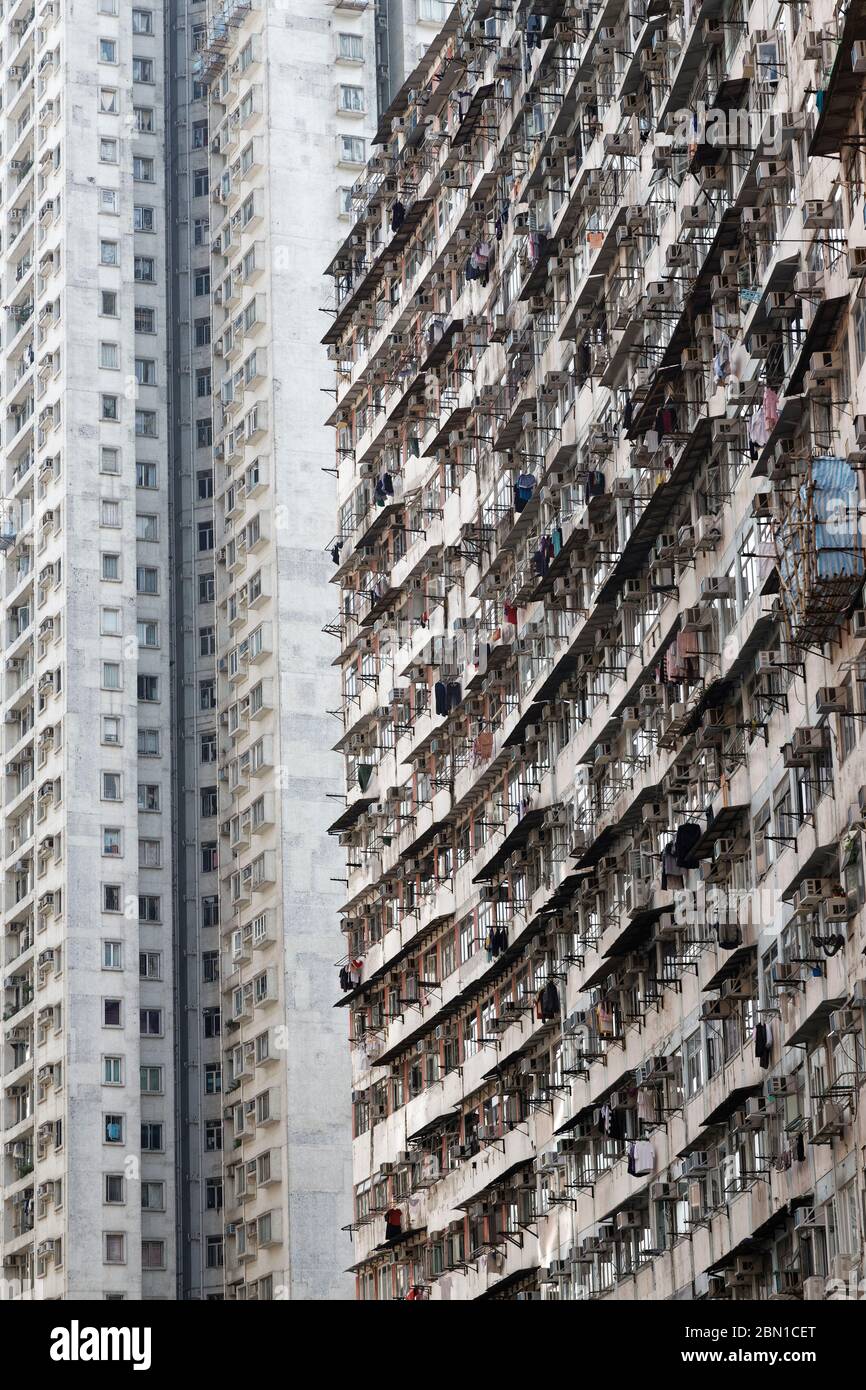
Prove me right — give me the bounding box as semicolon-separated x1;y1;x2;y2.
784;295;847;397
780;842;838;903
809;6;866;158
701;1083;763;1129
327;796;376;835
473;810;546;883
687;805;750;862
786;995;847;1050
702;943;757;993
452;84;494;150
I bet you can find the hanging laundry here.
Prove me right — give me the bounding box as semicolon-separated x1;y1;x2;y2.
754;1019;773;1070
674;821;702;867
384;1207;403;1243
446;680;462;711
713;331;732;384
331;540;344;565
391;200;406;233
504;600;518;626
434;680;448;716
357;763;374;792
514;472;536;511
537;980;560;1020
631;1139;655;1175
660;842;683;890
472;730;494;765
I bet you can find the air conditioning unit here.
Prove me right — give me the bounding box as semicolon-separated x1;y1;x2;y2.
681;204;709;229
616;1209;643;1230
700;575;734;601
816;685;850;714
829;1008;859;1036
803;199;834;229
756;160;789;187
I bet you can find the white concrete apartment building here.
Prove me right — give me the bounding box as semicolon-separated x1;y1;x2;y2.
202;0;439;1300
1;0;176;1298
327;0;866;1301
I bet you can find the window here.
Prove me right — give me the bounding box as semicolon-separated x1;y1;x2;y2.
193;217;210;246
139;839;161;869
100;240;119;266
104;1234;125;1265
142;1240;165;1271
194;269;211;297
101;500;121;528
338;33;364;60
198;520;214;552
200;732;217;763
196;418;213;447
101;291;118;317
139;952;161;982
200;787;218;818
135;410;158;438
99;38;118;63
134;107;155;133
140;1009;162;1037
101;395;119;421
136;514;159;542
102;553;120;581
140;1065;163;1093
132;8;153;35
104;1174;125;1204
194;318;211;347
132;57;154;83
202;895;219;928
206;1237;224;1269
100;87;118;113
100;342;120;371
102;663;121;692
103;1056;123;1086
192;120;209;149
103;884;122;913
102;716;122;746
338;85;365;113
133;156;155;183
135;306;156;334
103;999;122;1027
102;941;123;970
134;256;156;284
141;1123;163;1152
196;368;211;398
102;827;122;856
136;463;158;490
141;1181;165;1211
193;168;209;198
339;186;353;217
138;728;160;757
104;1114;124;1144
199;627;216;657
205;1176;223;1207
197;469;214;500
134;204;155;232
199;573;215;603
199;679;216;711
99;188;119;214
100;447;120;476
339;135;365;164
138;675;159;702
203;1007;221;1038
205;1066;222;1096
203;951;220;984
201;842;218;873
136;566;159;595
137;620;159;649
102;772;121;801
205;1121;222;1151
98;0;118;11
139;895;161;923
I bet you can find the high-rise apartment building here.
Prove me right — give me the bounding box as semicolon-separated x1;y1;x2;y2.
1;0;177;1299
1;0;435;1302
327;0;866;1301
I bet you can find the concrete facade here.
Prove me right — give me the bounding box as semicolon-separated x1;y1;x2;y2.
327;0;866;1301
